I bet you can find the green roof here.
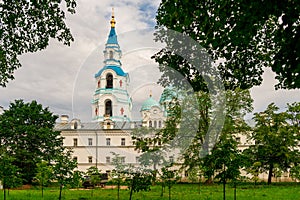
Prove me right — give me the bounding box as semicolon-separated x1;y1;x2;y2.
141;96;160;111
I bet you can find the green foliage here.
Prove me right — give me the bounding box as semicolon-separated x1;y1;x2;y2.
160;166;181;199
86;166;101;187
290;165;300;181
35;161;53;197
0;99;64;184
52;149;77;200
205;132;243;184
110;152;128;200
154;0;300;89
182;89;252;182
35;161;53;187
69;170;84;189
0;149;22;191
243;160;262;184
127;170;154;200
0;0;76;87
246;102;300;184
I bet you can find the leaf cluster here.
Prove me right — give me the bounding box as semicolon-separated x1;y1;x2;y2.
0;99;69;184
154;0;300;89
0;0;76;86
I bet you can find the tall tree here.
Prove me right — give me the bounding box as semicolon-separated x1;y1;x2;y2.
248;102;300;184
181;89;252;181
0;99;64;184
153;0;300;90
0;0;76;87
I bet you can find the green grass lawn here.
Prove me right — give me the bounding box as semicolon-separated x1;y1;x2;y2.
2;183;300;200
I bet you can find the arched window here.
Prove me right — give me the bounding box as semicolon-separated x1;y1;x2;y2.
149;121;152;127
158;121;162;128
97;80;100;88
106;73;113;88
74;122;78;129
95;108;98;116
109;51;113;59
154;121;157;128
105;100;112;116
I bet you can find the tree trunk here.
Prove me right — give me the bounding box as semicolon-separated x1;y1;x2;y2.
223;179;226;200
234;183;236;200
268;163;274;185
168;185;171;200
198;175;201;194
59;184;63;200
3;188;6;200
117;180;120;200
42;181;44;198
160;183;164;197
129;178;134;200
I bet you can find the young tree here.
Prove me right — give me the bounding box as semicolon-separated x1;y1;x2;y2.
52;149;77;200
248;102;300;184
160;166;180;200
0;150;22;200
153;0;300;90
86;166;101;196
127;169;154;200
70;170;84;189
205;132;243;200
0;0;76;87
35;161;53;198
132;126;167;171
0;99;65;184
110;152;127;200
185;166;203;194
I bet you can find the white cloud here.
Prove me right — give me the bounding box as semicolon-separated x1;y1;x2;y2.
0;0;299;123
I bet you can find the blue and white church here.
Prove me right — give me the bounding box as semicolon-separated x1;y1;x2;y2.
91;12;132;124
55;11;168;172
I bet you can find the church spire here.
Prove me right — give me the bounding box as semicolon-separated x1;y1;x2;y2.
106;7;118;45
110;7;116;28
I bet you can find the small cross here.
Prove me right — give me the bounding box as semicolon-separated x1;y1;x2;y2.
119;80;123;87
120;107;124;115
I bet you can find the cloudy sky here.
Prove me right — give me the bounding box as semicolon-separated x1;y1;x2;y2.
0;0;299;122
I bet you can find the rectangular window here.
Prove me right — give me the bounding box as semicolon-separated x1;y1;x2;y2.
88;156;92;163
106;156;110;163
88;138;93;146
236;137;241;143
73;138;78;147
121;138;125;146
106;138;111;146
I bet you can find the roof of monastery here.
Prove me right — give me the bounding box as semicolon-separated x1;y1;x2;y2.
55;121;143;130
94;65;127;78
107;27;118;45
141;95;161;111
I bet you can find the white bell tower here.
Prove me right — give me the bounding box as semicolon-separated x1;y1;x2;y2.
91;9;132;122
